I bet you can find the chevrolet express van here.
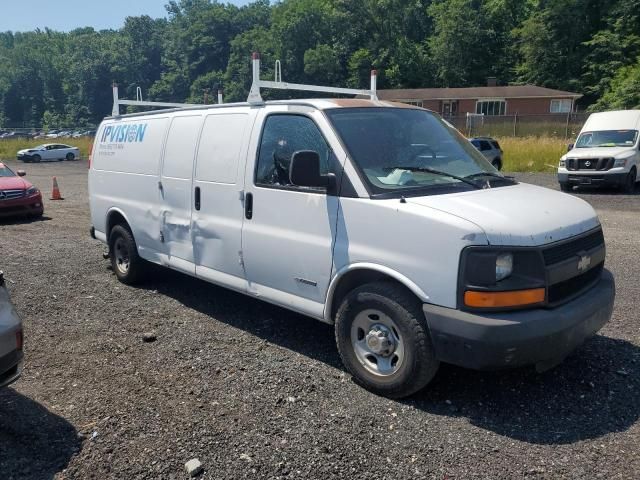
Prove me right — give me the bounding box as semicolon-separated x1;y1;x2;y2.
558;110;640;192
89;62;615;398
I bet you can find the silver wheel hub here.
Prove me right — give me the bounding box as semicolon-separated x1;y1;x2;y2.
351;309;404;377
365;325;395;356
113;237;130;274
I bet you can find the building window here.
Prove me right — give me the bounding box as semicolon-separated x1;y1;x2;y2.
476;100;506;116
550;99;572;113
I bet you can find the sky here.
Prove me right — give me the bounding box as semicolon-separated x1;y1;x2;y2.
0;0;250;32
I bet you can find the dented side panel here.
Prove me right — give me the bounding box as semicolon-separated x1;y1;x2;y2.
158;115;204;271
90;117;170;252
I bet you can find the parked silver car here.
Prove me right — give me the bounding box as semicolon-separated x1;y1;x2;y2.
0;271;23;388
469;137;503;170
17;143;80;162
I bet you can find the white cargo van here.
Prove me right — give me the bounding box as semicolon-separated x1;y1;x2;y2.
89;55;615;398
558;110;640;192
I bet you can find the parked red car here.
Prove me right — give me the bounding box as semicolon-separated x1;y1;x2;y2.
0;163;44;218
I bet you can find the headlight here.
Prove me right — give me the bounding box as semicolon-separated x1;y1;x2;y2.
459;247;546;310
614;158;628;167
614;151;635;167
25;186;39;196
496;253;513;281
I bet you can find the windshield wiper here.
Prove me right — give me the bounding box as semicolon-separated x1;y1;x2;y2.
465;172;517;183
386;166;483;189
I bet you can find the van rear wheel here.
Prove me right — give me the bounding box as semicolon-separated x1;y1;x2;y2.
109;224;145;285
335;282;439;398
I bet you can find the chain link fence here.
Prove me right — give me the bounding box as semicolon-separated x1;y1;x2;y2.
446;112;590;139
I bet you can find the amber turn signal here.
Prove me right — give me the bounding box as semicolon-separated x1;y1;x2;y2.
464;288;545;308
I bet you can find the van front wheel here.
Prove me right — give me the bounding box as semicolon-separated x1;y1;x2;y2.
623;167;636;193
335;282;439;398
109;224;145;285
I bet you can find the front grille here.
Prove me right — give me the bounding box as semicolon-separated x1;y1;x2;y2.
542;229;605;266
548;262;604;304
566;158;614;171
0;189;25;201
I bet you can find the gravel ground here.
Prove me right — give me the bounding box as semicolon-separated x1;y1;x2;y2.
0;160;638;479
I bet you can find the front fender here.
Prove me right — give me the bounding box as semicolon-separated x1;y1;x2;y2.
323;262;430;324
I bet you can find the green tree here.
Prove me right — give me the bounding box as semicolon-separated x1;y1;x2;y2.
591;57;640;109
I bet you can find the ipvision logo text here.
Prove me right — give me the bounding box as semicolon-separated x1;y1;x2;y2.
101;123;148;143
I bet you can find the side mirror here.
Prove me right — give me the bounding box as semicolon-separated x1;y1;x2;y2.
289;150;335;191
16;170;26;177
567;143;574;152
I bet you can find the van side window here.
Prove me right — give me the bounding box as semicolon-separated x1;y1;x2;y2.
196;113;249;185
255;115;331;188
163;116;202;179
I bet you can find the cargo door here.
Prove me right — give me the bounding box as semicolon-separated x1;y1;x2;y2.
159;115;202;273
192;110;256;292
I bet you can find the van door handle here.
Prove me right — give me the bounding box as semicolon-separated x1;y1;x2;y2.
245;192;253;219
194;186;201;211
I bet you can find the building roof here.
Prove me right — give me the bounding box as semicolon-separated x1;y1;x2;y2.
377;85;582;101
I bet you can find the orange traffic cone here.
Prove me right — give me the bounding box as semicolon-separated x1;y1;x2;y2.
50;177;64;200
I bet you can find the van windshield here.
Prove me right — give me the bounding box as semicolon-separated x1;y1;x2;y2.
575;130;639;148
325;107;513;196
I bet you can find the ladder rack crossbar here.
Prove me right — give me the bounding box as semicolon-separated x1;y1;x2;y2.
257;80;373;97
117;99;196;109
111;84;222;117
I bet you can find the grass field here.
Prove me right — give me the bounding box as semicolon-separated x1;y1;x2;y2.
0;137;93;162
0;135;565;173
498;136;567;172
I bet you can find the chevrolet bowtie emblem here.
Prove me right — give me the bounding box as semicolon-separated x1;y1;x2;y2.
577;254;591;272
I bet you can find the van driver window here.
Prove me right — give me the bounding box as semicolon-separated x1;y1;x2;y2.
255;115;331;187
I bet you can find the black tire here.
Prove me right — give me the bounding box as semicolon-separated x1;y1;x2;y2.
32;155;41;163
560;182;572;192
65;152;75;161
335;282;439;398
491;158;502;170
623;167;636;193
108;224;146;285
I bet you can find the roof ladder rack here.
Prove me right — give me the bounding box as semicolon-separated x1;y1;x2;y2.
247;52;378;104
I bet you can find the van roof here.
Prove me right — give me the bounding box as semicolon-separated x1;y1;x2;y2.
583;110;640;131
105;98;423;121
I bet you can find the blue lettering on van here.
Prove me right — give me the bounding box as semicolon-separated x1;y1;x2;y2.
101;123;148;143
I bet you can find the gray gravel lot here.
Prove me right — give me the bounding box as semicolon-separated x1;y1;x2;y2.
0;160;638;479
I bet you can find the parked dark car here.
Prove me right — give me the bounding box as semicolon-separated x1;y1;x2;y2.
0;271;23;388
469;136;503;170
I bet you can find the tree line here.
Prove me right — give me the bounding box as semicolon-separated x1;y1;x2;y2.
0;0;638;128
